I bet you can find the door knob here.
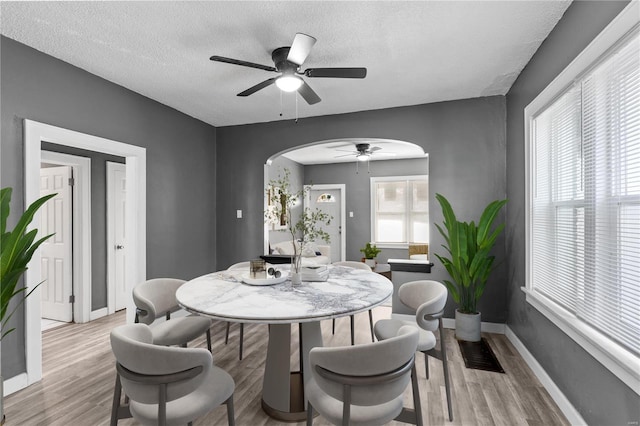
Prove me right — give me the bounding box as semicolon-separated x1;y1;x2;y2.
115;245;124;250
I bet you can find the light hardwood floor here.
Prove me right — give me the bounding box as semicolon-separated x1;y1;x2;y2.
5;307;569;426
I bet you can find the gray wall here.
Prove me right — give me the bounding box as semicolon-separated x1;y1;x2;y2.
217;96;507;323
41;143;125;311
305;157;429;262
1;36;217;379
505;1;639;424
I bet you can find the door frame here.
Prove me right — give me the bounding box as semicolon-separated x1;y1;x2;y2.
106;161;126;314
17;119;146;393
40;151;92;324
304;184;346;262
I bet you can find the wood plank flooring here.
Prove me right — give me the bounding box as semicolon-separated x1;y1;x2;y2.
4;307;569;425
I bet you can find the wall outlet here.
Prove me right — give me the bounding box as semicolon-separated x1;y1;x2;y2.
349;211;354;218
236;209;242;219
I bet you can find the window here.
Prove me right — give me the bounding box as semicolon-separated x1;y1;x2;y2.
370;176;428;247
525;4;639;393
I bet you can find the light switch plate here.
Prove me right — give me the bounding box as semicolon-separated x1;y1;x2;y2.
236;210;242;219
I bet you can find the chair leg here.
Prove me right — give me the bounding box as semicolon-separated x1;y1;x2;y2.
159;383;167;426
424;352;429;379
110;374;122;426
239;323;244;360
350;315;355;346
332;318;336;335
206;328;212;353
225;322;230;344
411;363;424;426
306;401;314;426
439;319;453;421
226;395;235;426
368;309;375;342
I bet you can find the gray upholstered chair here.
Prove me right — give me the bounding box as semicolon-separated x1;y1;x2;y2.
306;326;422;426
132;278;212;352
331;261;375;345
374;280;453;421
110;323;235;426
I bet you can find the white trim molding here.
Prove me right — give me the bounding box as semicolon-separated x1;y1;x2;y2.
505;326;587;426
523;288;640;395
19;119;147;395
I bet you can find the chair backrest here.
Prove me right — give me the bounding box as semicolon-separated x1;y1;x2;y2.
398;280;448;331
227;261;251;271
309;326;418;406
110;323;212;404
332;261;372;272
132;278;186;324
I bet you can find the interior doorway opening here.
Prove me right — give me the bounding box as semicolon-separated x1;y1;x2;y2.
8;119;147;397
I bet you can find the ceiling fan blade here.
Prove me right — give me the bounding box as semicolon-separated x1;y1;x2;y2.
298;81;321;105
369;146;383;152
304;67;367;78
334;153;357;158
237;78;277;97
210;55;277;72
287;33;317;66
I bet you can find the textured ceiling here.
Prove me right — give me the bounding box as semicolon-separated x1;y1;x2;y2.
0;1;571;127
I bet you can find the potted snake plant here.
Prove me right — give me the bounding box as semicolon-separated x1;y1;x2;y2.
433;193;507;341
1;188;55;423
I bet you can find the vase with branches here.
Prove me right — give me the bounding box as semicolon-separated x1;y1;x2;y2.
265;169;332;284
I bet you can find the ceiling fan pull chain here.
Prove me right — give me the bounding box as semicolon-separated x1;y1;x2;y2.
279;90;283;117
295;92;299;123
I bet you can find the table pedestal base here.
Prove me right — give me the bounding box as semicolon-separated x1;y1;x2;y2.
262;322;323;421
261;372;305;422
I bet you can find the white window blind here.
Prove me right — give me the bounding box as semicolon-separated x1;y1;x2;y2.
530;28;640;355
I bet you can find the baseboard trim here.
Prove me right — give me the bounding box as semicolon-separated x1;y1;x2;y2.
89;308;108;321
505;326;586;426
3;373;27;396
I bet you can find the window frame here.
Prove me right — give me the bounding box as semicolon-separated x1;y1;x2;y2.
524;2;639;394
370;175;429;249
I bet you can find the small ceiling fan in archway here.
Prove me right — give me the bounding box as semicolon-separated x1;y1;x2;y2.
210;33;367;105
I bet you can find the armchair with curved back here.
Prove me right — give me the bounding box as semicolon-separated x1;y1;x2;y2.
109;323;235;426
374;280;453;421
306;326;422;426
132;278;213;352
331;261;375;345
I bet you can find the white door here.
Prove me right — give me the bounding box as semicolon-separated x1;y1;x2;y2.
40;166;73;322
308;187;343;263
107;162;127;312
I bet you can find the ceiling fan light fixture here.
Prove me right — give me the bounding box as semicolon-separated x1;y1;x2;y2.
275;75;302;92
357;153;370;162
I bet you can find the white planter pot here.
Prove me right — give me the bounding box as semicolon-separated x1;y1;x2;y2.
364;258;376;268
455;309;481;342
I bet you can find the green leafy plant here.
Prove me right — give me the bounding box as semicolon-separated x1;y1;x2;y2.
433;193;507;315
265;169;332;272
360;242;381;259
1;188;55;339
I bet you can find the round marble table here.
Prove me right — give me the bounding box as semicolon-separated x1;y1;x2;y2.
176;265;392;421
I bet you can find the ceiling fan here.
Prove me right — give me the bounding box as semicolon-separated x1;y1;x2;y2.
210;33;367;105
335;143;388;162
